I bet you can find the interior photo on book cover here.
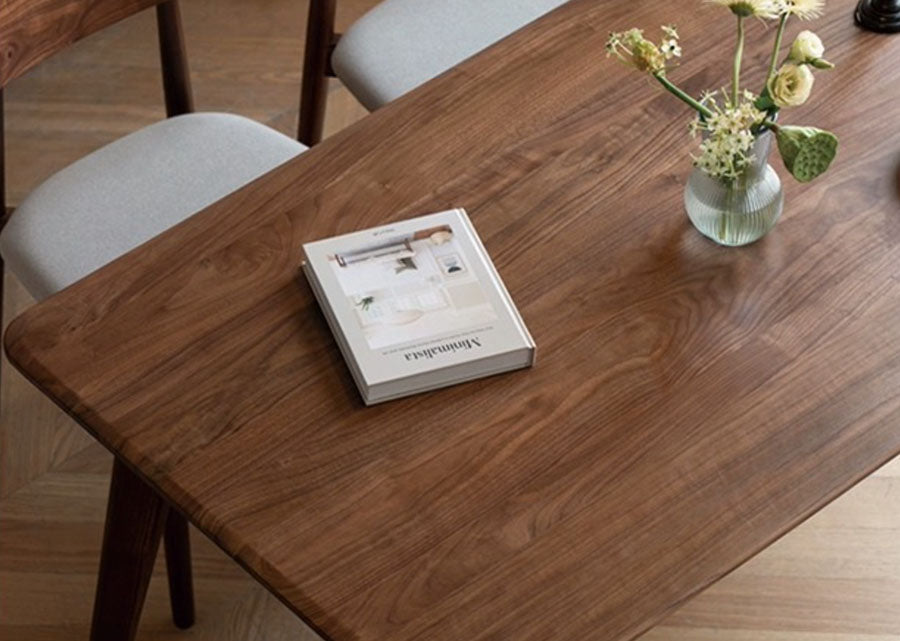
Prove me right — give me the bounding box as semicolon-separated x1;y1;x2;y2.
328;224;498;350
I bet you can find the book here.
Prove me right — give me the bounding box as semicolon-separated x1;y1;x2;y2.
301;208;535;405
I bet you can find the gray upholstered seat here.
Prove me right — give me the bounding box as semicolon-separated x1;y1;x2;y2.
332;0;570;110
0;113;305;301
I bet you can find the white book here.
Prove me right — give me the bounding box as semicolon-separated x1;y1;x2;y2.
301;208;535;405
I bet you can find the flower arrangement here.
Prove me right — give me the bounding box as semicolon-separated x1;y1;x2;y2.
606;0;838;184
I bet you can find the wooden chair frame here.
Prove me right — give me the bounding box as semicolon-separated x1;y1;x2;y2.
0;2;196;638
299;0;340;146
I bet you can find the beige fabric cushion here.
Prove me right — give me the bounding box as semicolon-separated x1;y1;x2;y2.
0;113;306;301
332;0;570;110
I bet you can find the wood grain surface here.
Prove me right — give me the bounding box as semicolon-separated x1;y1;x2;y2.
0;0;166;86
5;1;900;641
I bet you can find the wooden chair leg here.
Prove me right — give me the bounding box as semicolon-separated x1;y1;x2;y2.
164;511;195;629
0;257;5;411
299;0;337;146
1;89;6;412
156;0;194;118
91;458;168;641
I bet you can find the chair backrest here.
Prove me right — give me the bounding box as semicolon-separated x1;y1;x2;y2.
0;0;193;214
0;0;171;88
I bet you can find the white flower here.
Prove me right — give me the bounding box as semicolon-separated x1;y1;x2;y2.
789;30;825;62
689;115;704;138
768;63;815;107
775;0;826;19
661;39;682;59
662;24;680;39
691;97;766;180
707;0;781;19
700;89;719;105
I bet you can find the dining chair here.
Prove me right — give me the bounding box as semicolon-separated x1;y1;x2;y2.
298;0;571;145
0;1;307;636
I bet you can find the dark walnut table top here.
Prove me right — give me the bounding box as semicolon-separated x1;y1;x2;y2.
6;1;900;639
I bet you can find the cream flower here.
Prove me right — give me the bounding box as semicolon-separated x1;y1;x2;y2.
775;0;826;19
606;28;667;74
768;63;815;107
787;30;834;68
789;30;825;61
707;0;780;19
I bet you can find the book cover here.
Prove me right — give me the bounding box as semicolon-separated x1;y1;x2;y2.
302;208;534;404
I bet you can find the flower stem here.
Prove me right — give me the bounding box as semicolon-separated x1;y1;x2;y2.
653;73;715;119
766;14;789;88
732;16;745;106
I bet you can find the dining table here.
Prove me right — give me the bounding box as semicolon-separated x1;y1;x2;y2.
5;0;900;639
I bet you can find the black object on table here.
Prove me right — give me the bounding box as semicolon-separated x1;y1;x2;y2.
856;0;900;32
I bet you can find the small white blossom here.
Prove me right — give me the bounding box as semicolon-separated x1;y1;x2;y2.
662;24;680;39
661;39;682;59
700;90;718;105
690;92;766;181
689;115;704;138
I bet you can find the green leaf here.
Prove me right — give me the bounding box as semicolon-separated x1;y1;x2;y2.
754;89;776;112
775;126;839;183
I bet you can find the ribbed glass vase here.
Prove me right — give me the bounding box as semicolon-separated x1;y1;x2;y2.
684;131;784;247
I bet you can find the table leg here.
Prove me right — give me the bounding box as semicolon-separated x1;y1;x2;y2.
90;458;168;641
164;511;196;628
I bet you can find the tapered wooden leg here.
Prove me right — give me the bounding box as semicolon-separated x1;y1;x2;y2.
164;511;195;629
91;458;168;641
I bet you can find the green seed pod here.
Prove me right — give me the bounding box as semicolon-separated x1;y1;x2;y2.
776;126;839;183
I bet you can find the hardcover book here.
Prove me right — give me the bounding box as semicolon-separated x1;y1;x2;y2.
301;208;535;405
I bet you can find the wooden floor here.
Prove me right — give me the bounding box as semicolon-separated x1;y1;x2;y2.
1;1;898;639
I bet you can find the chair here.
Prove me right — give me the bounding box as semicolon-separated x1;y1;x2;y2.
0;1;307;638
298;0;571;145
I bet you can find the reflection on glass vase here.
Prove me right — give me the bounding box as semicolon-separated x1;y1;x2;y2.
684;131;784;247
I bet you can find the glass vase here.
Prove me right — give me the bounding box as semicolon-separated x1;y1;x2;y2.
683;131;784;247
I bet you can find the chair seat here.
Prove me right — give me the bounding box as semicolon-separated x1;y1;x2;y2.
0;113;306;301
332;0;570;110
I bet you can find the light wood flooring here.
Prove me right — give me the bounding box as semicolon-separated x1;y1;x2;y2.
1;1;898;639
